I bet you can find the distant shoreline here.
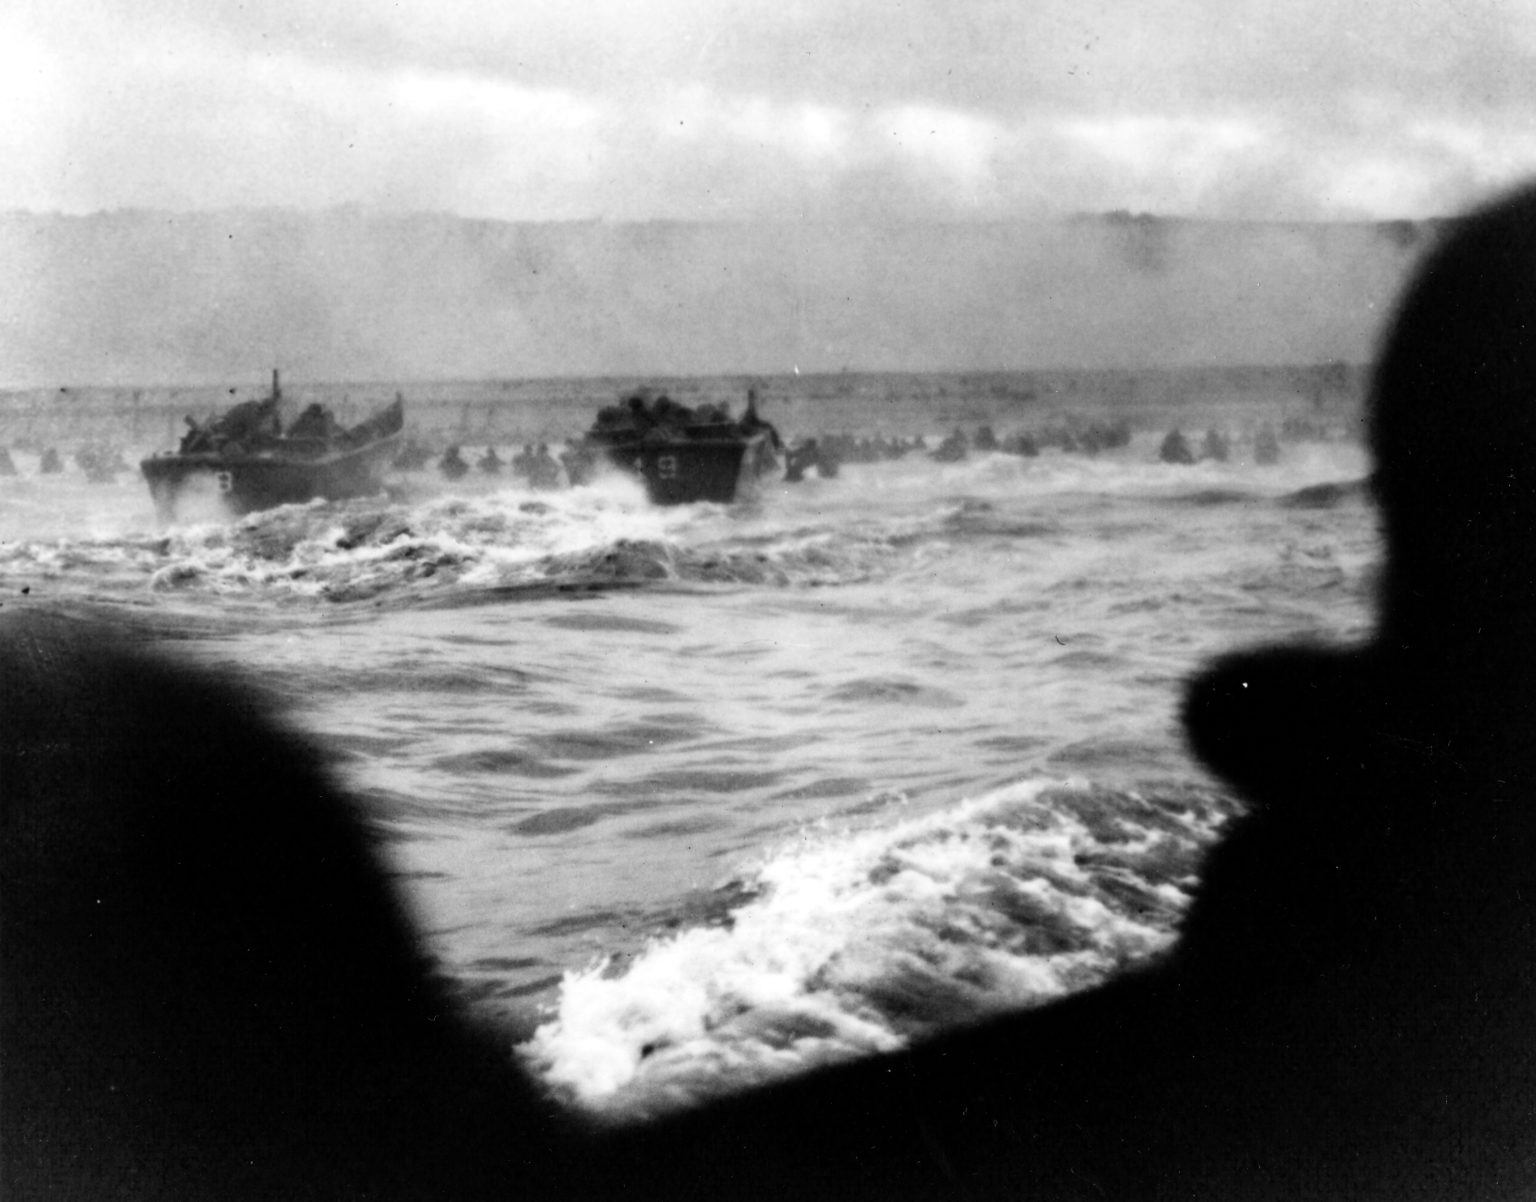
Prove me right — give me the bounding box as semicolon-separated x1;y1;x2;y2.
0;365;1366;449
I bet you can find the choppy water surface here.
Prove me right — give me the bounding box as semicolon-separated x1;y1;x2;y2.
0;381;1377;1118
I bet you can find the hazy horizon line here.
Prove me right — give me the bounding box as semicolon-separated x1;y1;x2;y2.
0;204;1455;230
0;361;1370;396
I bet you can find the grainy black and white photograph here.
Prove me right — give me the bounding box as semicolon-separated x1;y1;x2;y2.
6;2;1536;1199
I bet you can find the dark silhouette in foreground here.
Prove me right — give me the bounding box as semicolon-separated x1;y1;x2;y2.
10;185;1536;1199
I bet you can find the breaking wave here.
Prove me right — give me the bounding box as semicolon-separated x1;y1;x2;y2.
0;448;1372;607
519;777;1238;1121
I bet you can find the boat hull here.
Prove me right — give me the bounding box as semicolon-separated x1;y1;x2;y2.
588;430;774;504
141;433;402;521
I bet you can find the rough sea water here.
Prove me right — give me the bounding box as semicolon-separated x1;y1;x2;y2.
0;375;1377;1124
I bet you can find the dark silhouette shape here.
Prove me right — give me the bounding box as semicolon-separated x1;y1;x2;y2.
784;437;820;482
286;402;344;444
561;442;597;487
785;438;841;483
1158;426;1195;464
11;184;1536;1200
930;426;968;462
1002;430;1040;457
391;438;434;471
76;444;126;482
737;387;784;451
1200;426;1230;462
180;388;284;455
438;444;470;481
527;443;561;490
0;615;571;1202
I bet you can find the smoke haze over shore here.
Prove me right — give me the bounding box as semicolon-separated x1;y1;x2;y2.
0;208;1440;387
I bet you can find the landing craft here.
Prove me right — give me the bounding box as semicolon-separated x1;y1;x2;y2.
140;371;404;521
581;389;783;504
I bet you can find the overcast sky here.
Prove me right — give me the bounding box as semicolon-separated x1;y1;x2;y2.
5;0;1536;223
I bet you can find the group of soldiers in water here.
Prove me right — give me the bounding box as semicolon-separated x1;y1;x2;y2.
389;406;1296;495
0;385;1313;493
1158;422;1282;466
0;441;127;481
423;442;573;490
813;416;1289;475
928;419;1136;463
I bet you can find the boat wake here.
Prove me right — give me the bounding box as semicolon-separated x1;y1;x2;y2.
519;777;1239;1122
0;442;1374;608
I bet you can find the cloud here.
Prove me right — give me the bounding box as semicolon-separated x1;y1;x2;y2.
8;0;1536;220
0;21;74;203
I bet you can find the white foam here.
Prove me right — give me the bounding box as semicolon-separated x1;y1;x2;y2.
520;778;1231;1120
